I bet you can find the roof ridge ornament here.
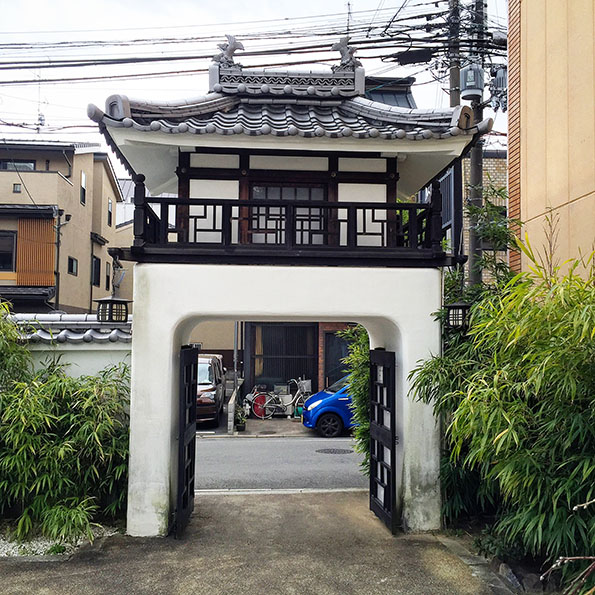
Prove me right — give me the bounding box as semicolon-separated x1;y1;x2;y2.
213;35;244;67
331;37;361;71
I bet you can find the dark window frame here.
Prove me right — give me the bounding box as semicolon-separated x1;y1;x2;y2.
105;261;111;291
67;256;78;276
107;198;113;227
80;171;87;205
0;231;17;272
91;255;100;287
12;183;21;193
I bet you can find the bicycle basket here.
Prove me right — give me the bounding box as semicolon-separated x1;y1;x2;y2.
298;379;311;394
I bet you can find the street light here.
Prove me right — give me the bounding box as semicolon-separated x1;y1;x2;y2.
94;296;131;323
444;302;471;331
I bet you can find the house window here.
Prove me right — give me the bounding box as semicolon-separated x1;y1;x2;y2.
249;184;327;246
91;255;100;286
0;160;35;171
105;261;111;291
0;231;16;271
80;171;87;205
107;198;113;227
67;256;78;276
12;183;21;193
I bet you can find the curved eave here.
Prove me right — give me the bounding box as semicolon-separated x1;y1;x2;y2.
90;104;492;199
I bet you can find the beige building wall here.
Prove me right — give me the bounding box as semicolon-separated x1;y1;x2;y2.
114;222;134;309
0;147;123;312
510;0;595;271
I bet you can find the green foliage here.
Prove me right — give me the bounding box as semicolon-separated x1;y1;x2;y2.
474;527;527;563
466;182;519;287
411;251;595;587
0;359;130;542
45;543;67;555
337;324;370;475
0;300;32;389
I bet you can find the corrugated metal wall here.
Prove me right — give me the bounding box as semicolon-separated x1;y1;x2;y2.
16;218;55;285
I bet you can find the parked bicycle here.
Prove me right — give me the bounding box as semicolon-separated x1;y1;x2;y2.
250;378;311;420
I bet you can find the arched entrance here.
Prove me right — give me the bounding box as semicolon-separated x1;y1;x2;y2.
126;262;442;537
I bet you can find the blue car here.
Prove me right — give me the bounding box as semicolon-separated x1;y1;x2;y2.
302;375;355;438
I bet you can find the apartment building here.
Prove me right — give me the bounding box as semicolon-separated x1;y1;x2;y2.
508;0;595;271
0;140;122;312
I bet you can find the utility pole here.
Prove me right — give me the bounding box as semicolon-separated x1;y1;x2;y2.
448;0;464;262
467;0;486;285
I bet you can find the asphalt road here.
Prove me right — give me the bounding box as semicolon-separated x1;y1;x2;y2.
195;436;368;490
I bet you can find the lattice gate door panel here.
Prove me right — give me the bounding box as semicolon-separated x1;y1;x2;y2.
175;344;199;538
369;348;398;534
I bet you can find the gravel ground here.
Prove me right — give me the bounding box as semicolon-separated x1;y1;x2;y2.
0;524;119;557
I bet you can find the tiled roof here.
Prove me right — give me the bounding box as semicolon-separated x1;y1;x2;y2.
0;204;58;218
0;286;55;299
11;313;132;344
89;95;489;141
88;53;492;143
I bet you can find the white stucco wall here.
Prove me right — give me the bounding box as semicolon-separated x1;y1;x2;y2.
28;342;131;377
128;263;442;537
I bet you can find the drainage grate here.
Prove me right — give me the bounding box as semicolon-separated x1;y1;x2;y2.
316;448;352;455
259;431;277;435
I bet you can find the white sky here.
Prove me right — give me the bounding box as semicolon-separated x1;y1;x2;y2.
0;0;508;177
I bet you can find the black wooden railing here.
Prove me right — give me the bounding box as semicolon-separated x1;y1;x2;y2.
127;175;448;267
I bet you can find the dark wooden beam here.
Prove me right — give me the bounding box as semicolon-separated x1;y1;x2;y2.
185;167;395;184
188;147;386;159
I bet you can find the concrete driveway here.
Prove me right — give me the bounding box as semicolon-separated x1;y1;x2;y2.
1;491;501;595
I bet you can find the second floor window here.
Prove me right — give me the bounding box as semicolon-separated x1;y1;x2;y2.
105;261;111;291
12;184;21;193
67;256;78;276
0;231;16;271
107;199;113;227
0;160;35;171
91;255;100;287
80;171;87;205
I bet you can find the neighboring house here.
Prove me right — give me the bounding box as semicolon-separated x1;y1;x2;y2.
508;0;595;271
89;40;491;536
0;140;123;312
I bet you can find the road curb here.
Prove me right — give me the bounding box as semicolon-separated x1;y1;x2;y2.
435;535;515;595
196;487;368;495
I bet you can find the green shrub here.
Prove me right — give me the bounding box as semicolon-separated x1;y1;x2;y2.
0;359;130;542
0;301;31;389
411;250;595;587
337;324;370;475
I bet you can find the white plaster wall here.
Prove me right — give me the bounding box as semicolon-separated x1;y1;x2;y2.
29;343;131;377
128;263;442;537
249;155;328;171
338;183;388;247
190;153;239;168
338;157;387;172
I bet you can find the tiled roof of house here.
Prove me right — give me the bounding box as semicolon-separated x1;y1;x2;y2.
88;40;492;143
0;286;56;300
10;313;132;344
90;95;487;141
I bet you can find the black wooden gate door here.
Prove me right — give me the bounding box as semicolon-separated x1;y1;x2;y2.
369;348;398;534
175;344;199;538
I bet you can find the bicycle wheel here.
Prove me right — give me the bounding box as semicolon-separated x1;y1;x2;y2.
262;396;277;419
252;393;273;419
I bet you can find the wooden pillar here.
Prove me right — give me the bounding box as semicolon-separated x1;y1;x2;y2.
176;152;190;243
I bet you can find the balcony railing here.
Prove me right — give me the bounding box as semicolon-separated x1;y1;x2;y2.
121;176;450;267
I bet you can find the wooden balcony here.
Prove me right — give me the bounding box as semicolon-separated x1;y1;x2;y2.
114;177;452;268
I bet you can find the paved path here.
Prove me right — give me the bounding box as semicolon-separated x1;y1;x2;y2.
1;492;498;595
195;436;367;490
